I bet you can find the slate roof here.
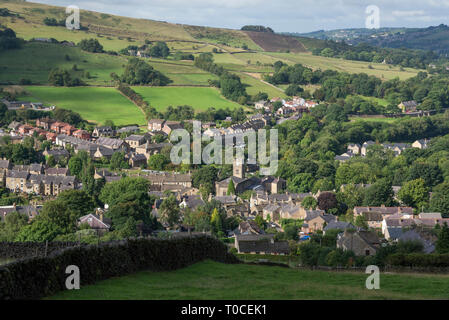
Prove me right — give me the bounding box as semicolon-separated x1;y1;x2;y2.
324;221;355;232
96;137;125;149
0;160;11;170
235;234;289;254
399;230;435;253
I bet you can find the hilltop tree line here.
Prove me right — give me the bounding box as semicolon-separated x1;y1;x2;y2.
241;25;274;33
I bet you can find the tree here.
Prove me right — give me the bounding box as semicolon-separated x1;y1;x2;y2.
285;84;304;96
284;225;299;241
436;222;449;254
16;200;77;241
99;177;150;208
227;179;236;195
159;194;180;229
68;155;83;178
317;192;338;212
302;196;318;209
78;38;103;53
430;182;449;216
147;41;170;58
364;179;395;207
16;219;65;242
110;151;129;170
121;58;171;85
354;215;369;230
255;215;265;230
56;190;95;218
210;208;223;235
0;211;28;241
148;153;170;171
46;154;56;167
398;178;429;210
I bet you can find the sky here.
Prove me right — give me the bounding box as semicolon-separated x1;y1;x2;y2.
32;0;449;33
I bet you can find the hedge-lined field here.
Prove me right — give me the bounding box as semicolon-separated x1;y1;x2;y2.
19;86;146;126
0;236;238;300
132;86;243;112
48;260;449;300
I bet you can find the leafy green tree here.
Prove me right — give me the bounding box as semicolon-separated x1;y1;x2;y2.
16;200;77;241
436;222;449;254
255;215;266;230
430;182;449;216
0;211;28;241
284;225;299;241
110;151;130;170
398;178;429;210
99;177;150;208
16;219;65;242
355;215;369;230
159;194;180;229
57;190;95;218
121;58;171;85
227;179;236;195
78;38;104;53
147;153;170;171
210;208;223;235
364;179;395;207
147;41;170;58
301;196;318;209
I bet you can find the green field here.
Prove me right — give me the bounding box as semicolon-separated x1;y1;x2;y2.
349;116;399;123
20;86;146;126
48;260;449;300
132;86;243;112
237;72;286;99
264;52;419;81
0;42;126;86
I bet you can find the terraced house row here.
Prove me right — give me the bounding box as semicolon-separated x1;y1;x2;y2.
0;160;78;196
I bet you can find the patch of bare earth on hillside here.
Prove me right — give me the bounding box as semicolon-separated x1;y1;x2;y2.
244;31;307;53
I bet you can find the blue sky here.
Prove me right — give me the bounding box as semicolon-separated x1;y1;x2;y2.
33;0;449;33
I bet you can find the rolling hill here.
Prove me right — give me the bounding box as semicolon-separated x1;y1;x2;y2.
295;24;449;55
0;0;423;123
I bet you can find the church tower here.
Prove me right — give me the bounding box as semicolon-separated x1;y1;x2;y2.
233;158;245;179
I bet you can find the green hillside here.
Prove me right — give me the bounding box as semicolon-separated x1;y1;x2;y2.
47;260;449;300
0;42;126;85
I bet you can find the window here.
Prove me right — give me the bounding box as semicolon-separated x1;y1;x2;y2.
365;250;370;256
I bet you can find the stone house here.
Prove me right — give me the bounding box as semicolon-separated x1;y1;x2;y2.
337;230;381;256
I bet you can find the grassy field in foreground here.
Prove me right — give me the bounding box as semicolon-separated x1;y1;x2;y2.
132;86;243;112
20;86;146;126
48;260;449;300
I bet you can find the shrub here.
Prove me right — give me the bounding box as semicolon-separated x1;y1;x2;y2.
0;236;239;300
